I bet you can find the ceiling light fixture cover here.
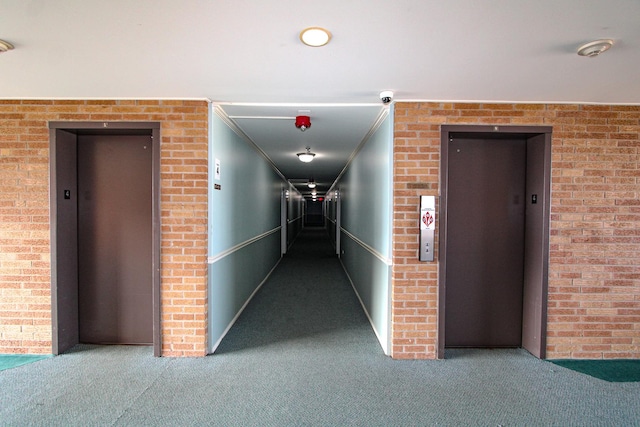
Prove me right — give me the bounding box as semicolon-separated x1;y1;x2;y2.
307;178;316;189
300;27;331;47
577;39;614;57
297;147;316;163
0;40;14;53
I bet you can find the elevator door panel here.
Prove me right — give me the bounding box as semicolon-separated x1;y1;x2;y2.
445;138;526;347
78;135;152;344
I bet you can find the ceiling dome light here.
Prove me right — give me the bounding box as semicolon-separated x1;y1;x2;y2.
297;147;316;163
300;27;331;47
0;40;14;53
307;178;316;189
577;39;614;57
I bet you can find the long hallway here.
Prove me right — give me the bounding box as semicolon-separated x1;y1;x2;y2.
1;229;639;426
215;227;381;356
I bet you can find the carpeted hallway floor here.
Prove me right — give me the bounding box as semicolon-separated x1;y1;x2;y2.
1;228;639;426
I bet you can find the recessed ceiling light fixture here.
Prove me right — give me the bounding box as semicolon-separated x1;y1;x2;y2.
297;147;316;163
577;39;614;57
300;27;331;47
0;39;14;53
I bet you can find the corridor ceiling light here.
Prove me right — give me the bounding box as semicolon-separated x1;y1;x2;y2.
0;40;14;53
297;147;316;163
299;27;331;47
307;178;316;189
577;39;614;57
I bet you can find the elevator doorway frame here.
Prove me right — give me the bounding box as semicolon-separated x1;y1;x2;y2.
49;122;161;356
438;125;552;359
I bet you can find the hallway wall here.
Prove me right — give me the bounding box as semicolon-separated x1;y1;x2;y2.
3;100;636;361
329;111;393;353
286;187;304;251
0;100;208;356
392;102;640;360
208;106;302;353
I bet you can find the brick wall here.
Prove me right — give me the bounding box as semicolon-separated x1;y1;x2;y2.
2;99;637;360
392;102;640;360
0;100;208;356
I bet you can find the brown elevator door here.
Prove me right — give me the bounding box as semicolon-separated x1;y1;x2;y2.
77;134;153;344
445;137;526;347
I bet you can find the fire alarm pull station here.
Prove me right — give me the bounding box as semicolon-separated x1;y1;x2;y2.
419;196;435;262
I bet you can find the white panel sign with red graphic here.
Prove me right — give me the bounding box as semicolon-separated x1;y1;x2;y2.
419;196;435;261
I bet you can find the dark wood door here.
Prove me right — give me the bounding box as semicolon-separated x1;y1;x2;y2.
445;137;526;347
77;134;153;344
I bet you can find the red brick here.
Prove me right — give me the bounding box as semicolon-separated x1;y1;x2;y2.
0;100;208;356
391;101;640;360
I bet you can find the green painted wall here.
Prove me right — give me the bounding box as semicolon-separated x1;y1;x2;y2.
207;106;301;352
329;110;393;353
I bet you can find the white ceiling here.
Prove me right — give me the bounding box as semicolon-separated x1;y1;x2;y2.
217;103;385;197
2;0;639;196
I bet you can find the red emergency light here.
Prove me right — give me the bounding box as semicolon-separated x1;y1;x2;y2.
295;115;311;132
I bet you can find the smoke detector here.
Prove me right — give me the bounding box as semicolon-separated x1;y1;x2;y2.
577;39;614;57
0;40;14;53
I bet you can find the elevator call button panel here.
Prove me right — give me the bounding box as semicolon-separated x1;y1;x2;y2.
419;196;435;262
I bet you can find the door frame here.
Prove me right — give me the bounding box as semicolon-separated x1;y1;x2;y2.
49;121;161;356
281;187;288;255
438;125;552;359
335;189;341;256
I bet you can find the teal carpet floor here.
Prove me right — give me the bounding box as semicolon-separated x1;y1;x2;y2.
551;359;640;382
1;229;639;426
0;354;51;371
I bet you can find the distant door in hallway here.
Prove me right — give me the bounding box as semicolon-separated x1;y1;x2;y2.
445;137;526;347
77;135;153;344
305;200;324;226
